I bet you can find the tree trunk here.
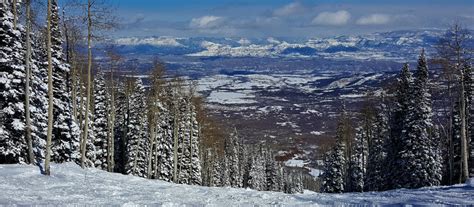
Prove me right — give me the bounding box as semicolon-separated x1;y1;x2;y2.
44;0;54;176
24;0;35;165
12;0;17;29
81;0;92;168
460;70;469;183
107;68;115;172
173;90;179;183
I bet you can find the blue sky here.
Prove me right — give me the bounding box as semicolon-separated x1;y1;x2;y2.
113;0;474;38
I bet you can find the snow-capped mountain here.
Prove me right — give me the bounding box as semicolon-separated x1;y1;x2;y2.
111;30;473;60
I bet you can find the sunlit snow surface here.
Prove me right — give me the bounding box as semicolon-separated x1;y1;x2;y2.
0;163;473;206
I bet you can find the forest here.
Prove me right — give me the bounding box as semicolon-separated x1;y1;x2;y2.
0;0;473;196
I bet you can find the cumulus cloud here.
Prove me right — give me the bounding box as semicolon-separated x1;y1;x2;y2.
311;10;351;26
273;2;305;16
356;14;391;25
189;16;225;29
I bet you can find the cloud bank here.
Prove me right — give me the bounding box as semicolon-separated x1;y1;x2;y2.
312;10;351;26
356;14;391;25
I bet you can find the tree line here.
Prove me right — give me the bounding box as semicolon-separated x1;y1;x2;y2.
0;0;307;194
321;24;473;193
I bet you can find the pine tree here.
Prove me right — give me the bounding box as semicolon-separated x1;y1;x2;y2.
156;105;174;181
264;150;279;191
0;2;27;164
210;154;223;187
398;50;441;188
224;129;241;187
92;71;109;170
113;81;127;173
125;78;149;177
320;138;346;193
48;0;81;164
29;35;49;163
349;128;367;192
247;146;267;191
189;103;202;185
387;63;413;189
365;102;389;191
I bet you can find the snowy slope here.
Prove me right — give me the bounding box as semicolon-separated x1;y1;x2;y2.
1;163;474;206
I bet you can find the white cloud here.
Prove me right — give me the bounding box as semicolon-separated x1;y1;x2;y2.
356;14;391;25
311;10;351;26
190;16;224;29
273;2;305;16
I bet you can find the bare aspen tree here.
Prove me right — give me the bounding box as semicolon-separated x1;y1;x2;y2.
80;0;92;168
436;23;472;183
12;0;17;29
106;49;120;172
77;0;117;168
44;0;54;175
24;0;35;164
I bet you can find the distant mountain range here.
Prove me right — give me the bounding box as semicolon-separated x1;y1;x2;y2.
111;30;473;61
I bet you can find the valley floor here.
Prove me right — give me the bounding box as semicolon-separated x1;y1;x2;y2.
0;163;473;206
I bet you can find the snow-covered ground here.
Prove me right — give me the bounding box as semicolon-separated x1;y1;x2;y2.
1;164;473;206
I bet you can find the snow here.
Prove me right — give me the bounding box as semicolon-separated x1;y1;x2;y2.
1;163;473;206
207;90;256;104
115;37;184;47
307;167;323;177
0;163;474;206
285;159;308;167
467;178;474;188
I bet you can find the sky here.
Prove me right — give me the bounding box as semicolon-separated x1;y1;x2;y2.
113;0;474;38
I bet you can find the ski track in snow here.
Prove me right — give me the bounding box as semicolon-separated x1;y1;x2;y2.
0;163;473;206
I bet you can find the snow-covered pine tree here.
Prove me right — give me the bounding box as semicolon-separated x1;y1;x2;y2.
320;139;346;193
188;102;202;185
29;34;49;163
399;50;441;188
156;105;174;181
239;140;249;188
349;128;367;192
264;149;279;191
92;71;109;170
125;78;149;177
365;101;389;191
47;0;81;164
387;63;412;189
0;1;27;164
210;153;223;187
224;129;241;187
113;81;127;173
247;146;267;191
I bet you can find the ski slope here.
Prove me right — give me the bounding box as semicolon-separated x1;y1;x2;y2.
0;163;473;206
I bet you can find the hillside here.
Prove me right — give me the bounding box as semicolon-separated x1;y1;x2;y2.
1;163;473;206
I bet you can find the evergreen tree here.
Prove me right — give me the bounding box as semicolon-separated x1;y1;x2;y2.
92;71;109;170
189;103;202;185
30;36;48;163
264;150;279;191
48;0;81;164
0;2;27;164
156;105;174;181
320;139;346;193
349;128;367;192
365;102;389;191
387;63;413;189
398;50;441;188
113;81;127;173
125;78;149;177
247;146;266;191
224;129;241;187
